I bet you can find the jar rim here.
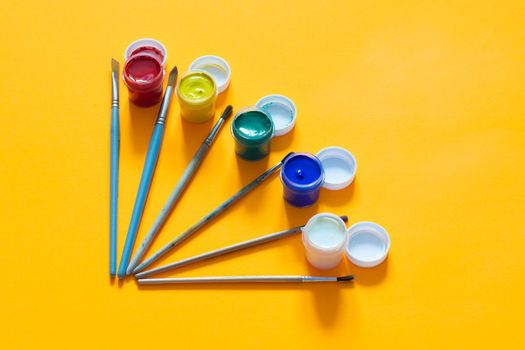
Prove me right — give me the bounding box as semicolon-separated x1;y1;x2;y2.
176;71;218;106
231;107;274;145
280;152;325;191
122;52;164;91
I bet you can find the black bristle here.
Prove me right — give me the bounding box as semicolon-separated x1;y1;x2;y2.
221;105;233;120
282;152;295;163
336;275;354;282
340;215;349;223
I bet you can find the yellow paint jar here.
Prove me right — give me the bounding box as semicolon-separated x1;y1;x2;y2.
176;71;217;123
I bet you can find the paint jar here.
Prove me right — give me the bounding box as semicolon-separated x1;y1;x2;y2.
176;71;218;123
346;222;390;268
231;107;275;160
189;55;231;94
281;147;357;207
122;52;165;107
302;213;348;269
125;38;167;68
281;153;325;207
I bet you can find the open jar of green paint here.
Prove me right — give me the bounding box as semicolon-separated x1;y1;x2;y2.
231;107;275;160
232;95;297;160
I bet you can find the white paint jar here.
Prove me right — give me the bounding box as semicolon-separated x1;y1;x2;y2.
302;213;348;269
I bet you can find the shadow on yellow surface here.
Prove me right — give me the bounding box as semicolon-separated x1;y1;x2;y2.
128;101;159;154
180;114;213;160
271;127;295;152
350;258;389;286
321;180;356;207
234;152;271;185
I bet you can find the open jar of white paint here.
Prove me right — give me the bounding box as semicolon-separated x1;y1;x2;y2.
302;213;348;269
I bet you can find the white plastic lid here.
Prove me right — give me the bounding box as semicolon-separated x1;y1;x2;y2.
124;38;167;67
255;94;296;137
189;55;231;94
316;146;357;190
346;222;390;268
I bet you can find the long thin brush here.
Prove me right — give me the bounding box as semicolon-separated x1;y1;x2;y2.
109;58;120;277
133;152;295;274
117;67;178;279
126;106;234;275
137;275;354;284
135;215;349;278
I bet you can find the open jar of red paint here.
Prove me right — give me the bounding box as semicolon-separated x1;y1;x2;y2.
125;38;167;68
122;39;167;107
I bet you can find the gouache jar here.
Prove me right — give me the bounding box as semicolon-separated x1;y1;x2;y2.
122;52;165;107
280;153;325;207
231;108;275;160
302;213;348;269
176;71;218;123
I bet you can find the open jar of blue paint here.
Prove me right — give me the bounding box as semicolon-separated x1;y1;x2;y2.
281;147;357;207
281;153;325;207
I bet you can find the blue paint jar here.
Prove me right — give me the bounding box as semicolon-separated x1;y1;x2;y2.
280;153;325;207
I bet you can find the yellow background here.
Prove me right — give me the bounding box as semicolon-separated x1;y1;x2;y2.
1;0;524;348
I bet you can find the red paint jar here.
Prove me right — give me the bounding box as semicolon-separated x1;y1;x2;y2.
122;52;165;107
125;38;167;67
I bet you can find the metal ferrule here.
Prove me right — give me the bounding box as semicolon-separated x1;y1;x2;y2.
111;74;119;107
204;118;225;146
155;85;174;125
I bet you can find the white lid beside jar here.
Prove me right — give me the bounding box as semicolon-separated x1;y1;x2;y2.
256;94;297;137
189;55;231;94
346;221;390;268
316;146;357;190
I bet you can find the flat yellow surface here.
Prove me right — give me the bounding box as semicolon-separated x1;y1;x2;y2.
1;1;524;348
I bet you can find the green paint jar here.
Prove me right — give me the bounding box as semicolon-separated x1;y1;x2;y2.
231;107;275;160
176;71;217;123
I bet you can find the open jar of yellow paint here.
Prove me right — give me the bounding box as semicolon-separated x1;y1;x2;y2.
176;71;218;123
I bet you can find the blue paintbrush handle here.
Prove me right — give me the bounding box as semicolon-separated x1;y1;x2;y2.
110;105;119;277
117;123;165;278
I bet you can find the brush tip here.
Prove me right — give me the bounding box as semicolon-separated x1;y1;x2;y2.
167;66;178;86
282;152;295;162
111;58;119;73
340;215;349;223
221;105;233;120
336;275;354;282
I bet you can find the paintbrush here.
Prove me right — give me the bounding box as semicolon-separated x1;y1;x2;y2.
126;105;234;275
137;275;354;284
135;215;349;278
117;66;178;279
109;59;120;277
133;152;295;274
